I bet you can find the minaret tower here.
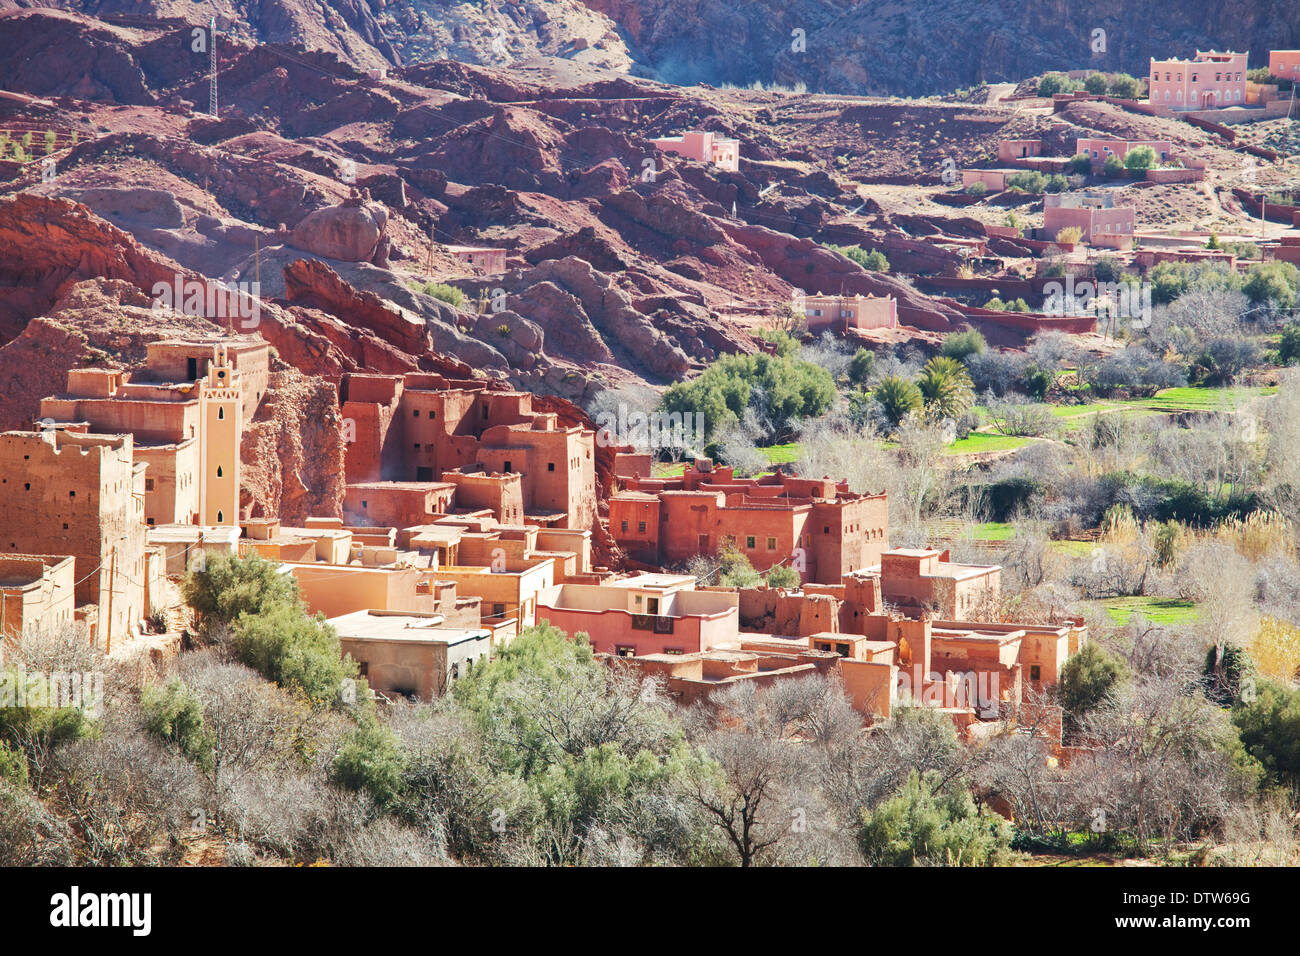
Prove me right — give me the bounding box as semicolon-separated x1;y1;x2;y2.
198;344;241;526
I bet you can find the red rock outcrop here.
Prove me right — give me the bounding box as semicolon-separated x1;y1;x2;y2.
289;194;390;264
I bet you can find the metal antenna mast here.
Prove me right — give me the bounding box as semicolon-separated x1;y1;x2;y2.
209;17;218;117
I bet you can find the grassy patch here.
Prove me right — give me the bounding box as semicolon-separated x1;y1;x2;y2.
945;432;1034;455
1095;596;1200;627
1049;539;1097;558
1128;385;1276;413
759;443;803;464
972;521;1017;541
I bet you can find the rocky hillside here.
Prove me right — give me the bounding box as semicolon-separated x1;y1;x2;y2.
588;0;1300;95
0;7;1287;522
6;0;1298;95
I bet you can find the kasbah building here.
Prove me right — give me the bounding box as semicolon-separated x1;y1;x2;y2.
0;323;1087;753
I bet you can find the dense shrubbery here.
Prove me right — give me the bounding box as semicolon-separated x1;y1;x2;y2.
859;770;1012;866
940;330;986;361
661;350;836;444
415;281;465;308
184;554;360;707
828;244;889;272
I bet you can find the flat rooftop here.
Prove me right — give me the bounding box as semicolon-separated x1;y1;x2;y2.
327;610;489;646
606;573;696;591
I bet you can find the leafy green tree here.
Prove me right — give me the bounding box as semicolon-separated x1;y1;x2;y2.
183;553;301;628
1067;153;1092;174
757;328;801;357
1102;154;1126;178
1037;73;1081;96
1006;170;1047;194
1243;262;1300;310
1148;260;1243;304
1232;681;1300;790
917;355;975;421
1278;322;1300;365
1057;643;1129;720
765;564;801;589
1124;145;1157;172
661;351;836;444
1084;72;1110;95
1092;255;1124;283
872;375;924;429
847;347;876;385
231;604;359;706
1108;73;1144;99
858;770;1012;866
983;296;1031;313
451;623;712;864
717;544;762;587
1023;364;1054;401
331;717;406;808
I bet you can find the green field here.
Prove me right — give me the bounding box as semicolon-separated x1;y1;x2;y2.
1043;385;1276;435
651;461;687;478
1094;596;1200;626
945;432;1034;455
759;442;803;464
1131;385;1277;412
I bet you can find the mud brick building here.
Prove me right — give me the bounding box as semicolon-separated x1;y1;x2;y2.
802;293;898;332
612;461;888;585
1043;191;1135;249
1269;50;1300;82
537;573;740;657
874;548;1001;620
0;554;76;637
445;245;507;275
38;338;265;528
997;139;1043;162
651;130;740;172
1149;50;1248;110
328;609;492;700
0;430;153;644
339;373;596;530
1075;137;1172;166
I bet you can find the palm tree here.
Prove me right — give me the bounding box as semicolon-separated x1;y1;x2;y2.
917;356;975;422
872;375;923;430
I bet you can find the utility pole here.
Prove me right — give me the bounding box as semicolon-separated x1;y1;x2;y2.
426;223;435;277
209;17;218;118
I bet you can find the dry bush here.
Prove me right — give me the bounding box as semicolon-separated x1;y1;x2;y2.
1216;795;1300;866
1177;539;1259;650
1213;511;1294;562
1250;617;1300;685
0;777;77;866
